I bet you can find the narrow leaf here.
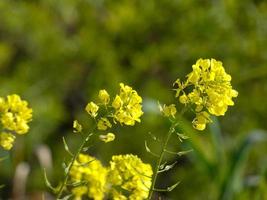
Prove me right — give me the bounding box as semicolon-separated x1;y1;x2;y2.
43;169;57;193
67;180;88;187
158;161;177;173
176;132;189;142
177;149;193;156
62;137;73;156
159;161;167;170
85;133;93;142
164;149;193;156
145;141;159;157
153;180;181;193
76;159;95;167
82;145;93;152
167;181;181;192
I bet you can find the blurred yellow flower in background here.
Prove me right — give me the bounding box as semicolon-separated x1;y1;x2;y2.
0;94;32;134
160;104;177;118
0;94;32;150
0;132;15;150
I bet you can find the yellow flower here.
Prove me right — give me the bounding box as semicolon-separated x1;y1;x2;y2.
72;186;88;200
69;154;152;199
0;94;32;134
97;118;112;131
112;83;143;126
175;58;238;130
192;111;212;131
179;94;188;104
85;102;99;118
99;133;115;143
73;120;82;133
98;90;110;105
161;104;177;118
108;154;153;200
0;132;15;150
70;154;108;200
112;95;123;109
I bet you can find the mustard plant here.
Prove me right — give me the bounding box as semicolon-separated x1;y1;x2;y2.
147;58;238;199
48;83;152;199
46;58;238;199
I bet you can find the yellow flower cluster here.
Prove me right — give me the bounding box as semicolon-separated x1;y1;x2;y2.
175;58;238;130
69;154;153;200
0;132;15;150
0;94;32;150
108;154;153;200
112;83;143;126
160;104;177;118
99;133;115;143
83;83;143;142
70;154;108;200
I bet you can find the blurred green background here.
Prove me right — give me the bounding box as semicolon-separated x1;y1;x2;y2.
0;0;267;199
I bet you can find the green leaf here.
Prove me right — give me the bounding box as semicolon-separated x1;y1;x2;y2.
164;149;193;156
62;137;73;156
177;149;193;156
82;145;93;152
220;130;267;200
153;180;181;193
66;180;88;187
76;159;95;167
158;161;177;173
167;180;181;192
145;141;159;157
176;132;190;142
43;169;57;193
209;116;225;165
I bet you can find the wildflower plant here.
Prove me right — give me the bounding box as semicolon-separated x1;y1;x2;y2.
147;58;238;199
174;58;238;130
45;58;238;200
47;83;150;199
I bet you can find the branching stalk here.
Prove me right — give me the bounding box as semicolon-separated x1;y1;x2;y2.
147;123;176;199
56;130;94;199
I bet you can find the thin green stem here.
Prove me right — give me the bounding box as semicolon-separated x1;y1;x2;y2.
147;123;176;200
56;130;94;199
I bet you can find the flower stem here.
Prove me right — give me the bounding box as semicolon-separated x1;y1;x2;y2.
148;123;176;200
56;130;94;199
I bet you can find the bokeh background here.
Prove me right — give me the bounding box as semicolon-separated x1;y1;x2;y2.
0;0;267;199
